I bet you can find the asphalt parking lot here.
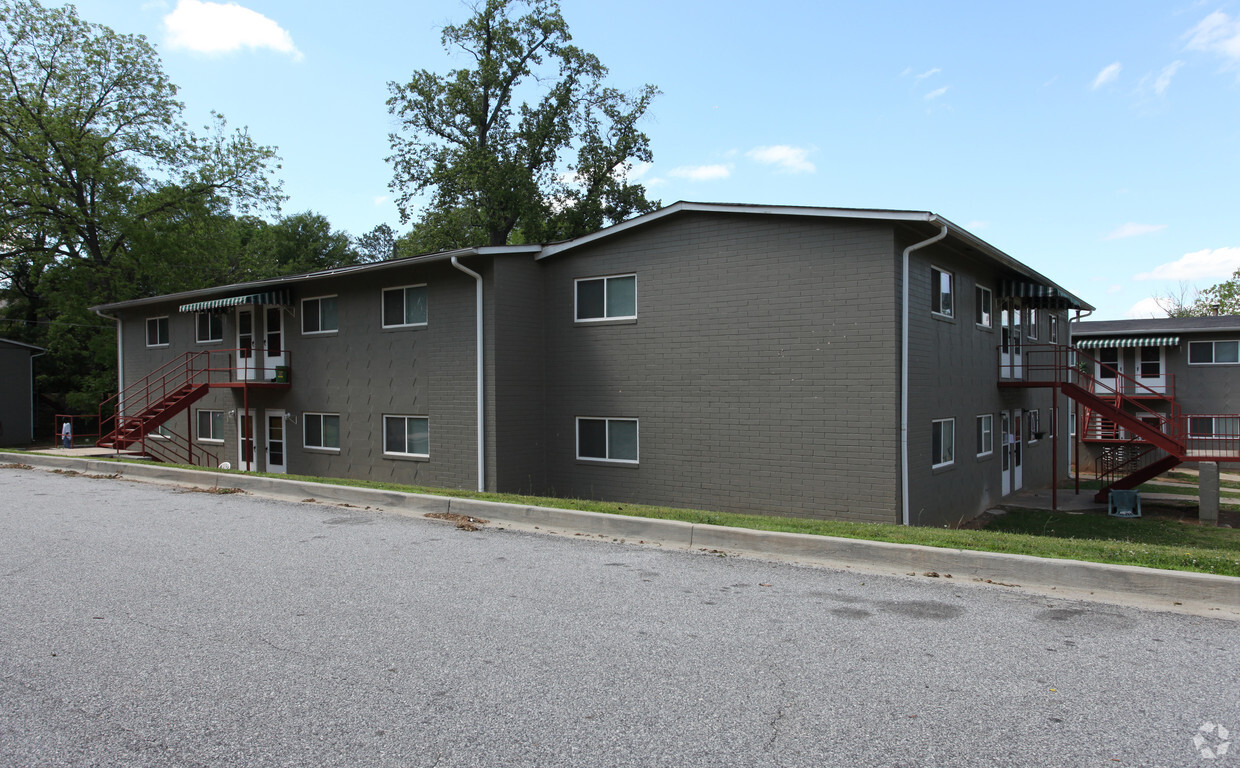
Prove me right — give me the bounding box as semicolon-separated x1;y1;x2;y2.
2;466;1237;767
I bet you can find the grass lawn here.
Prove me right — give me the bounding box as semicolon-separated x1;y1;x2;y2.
5;452;1240;577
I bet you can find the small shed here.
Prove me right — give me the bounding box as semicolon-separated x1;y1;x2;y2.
0;338;45;447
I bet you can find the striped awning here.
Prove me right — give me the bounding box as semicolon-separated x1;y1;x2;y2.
999;280;1082;309
1075;336;1180;349
179;289;291;313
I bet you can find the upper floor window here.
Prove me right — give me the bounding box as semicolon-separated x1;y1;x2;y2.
1049;314;1059;344
930;268;953;317
1028;410;1041;442
577;417;639;463
195;312;222;343
146;316;169;347
575;275;636;321
1188;340;1240;365
382;285;428;328
1027;308;1039;340
302;296;339;334
975;286;992;328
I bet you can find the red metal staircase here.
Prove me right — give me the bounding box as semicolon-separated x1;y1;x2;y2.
98;353;211;454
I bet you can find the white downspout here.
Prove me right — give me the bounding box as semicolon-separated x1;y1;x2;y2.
451;256;485;492
901;221;949;526
93;309;124;418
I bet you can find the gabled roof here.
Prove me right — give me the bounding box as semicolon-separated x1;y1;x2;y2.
1072;315;1240;336
0;337;45;353
91;201;1091;313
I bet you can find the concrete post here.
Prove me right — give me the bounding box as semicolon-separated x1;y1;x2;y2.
1199;462;1220;526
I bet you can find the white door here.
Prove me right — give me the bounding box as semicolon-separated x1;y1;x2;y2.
1001;411;1012;495
1137;346;1166;394
265;410;286;474
1000;300;1023;379
238;409;256;471
1094;347;1122;396
1012;409;1023;491
237;307;257;381
264;306;285;378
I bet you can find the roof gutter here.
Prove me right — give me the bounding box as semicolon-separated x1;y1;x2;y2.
451;256;486;492
902;219;949;527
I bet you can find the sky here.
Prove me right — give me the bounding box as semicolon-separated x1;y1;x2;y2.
56;0;1240;320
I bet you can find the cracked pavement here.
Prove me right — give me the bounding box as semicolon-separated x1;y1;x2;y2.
2;467;1238;767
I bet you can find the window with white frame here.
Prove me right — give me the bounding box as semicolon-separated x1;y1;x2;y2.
576;417;639;463
302;296;339;334
930;268;953;317
382;285;428;328
932;418;955;468
975;286;992;328
1028;410;1041;442
1189;416;1240;438
1049;314;1059;344
146;316;169;347
1069;405;1077;437
303;413;341;450
151;423;174;440
976;414;993;457
383;415;429;456
195;312;223;343
1188;340;1240;365
197;409;225;442
575;275;636;321
1027;308;1039;340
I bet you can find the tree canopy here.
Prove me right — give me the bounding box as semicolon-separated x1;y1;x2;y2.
386;0;659;248
1154;272;1240;317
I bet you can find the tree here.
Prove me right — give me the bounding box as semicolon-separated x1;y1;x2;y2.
1152;273;1240;317
247;211;357;275
0;0;283;415
354;223;397;262
386;0;659;249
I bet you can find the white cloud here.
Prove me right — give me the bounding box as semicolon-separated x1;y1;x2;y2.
1126;296;1169;319
163;0;302;60
625;162;653;181
915;67;941;81
373;195;389;206
1152;60;1184;95
746;145;815;174
1134;246;1240;280
1092;62;1122;89
668;164;731;181
1104;222;1167;240
1185;11;1240;64
924;86;948;101
1107;284;1124;294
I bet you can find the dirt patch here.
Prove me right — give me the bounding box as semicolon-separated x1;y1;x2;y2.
0;463;34;470
425;512;489;531
179;486;246;495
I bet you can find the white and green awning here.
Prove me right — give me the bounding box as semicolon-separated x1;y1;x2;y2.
179;289;291;313
1075;336;1180;349
999;280;1084;309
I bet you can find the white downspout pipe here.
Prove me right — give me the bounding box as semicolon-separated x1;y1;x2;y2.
901;221;949;526
451;256;485;492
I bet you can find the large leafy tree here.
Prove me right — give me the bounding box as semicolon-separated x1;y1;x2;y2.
1153;273;1240;317
386;0;659;248
0;0;283;415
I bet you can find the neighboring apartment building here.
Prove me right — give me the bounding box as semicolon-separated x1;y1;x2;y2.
0;337;44;447
1070;316;1240;479
91;202;1091;527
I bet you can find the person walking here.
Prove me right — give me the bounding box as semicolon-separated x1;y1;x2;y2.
61;420;72;449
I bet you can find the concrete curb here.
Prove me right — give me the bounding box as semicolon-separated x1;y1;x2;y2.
4;451;1237;617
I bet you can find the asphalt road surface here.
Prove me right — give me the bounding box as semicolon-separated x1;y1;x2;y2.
2;466;1237;768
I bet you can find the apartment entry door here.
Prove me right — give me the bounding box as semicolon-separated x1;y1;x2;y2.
1000;299;1023;379
236;305;284;381
1001;409;1023;495
238;409;256;471
265;409;286;474
1137;346;1166;394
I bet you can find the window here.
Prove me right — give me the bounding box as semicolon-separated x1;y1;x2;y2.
196;312;223;343
302;296;339;334
575;275;636;321
1069;406;1077;437
151;423;173;440
1189;416;1240;438
383;415;429;457
1027;308;1038;340
976;414;993;457
974;286;992;328
1188;340;1240;365
382;285;428;328
930;267;953;317
1049;407;1057;439
576;417;639;463
303;413;341;450
146;316;169;347
197;409;225;442
1028;410;1041;442
1049;314;1059;344
932;419;954;467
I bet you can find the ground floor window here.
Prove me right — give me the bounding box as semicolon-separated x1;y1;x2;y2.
1028;410;1041;442
976;414;993;457
1188;416;1240;438
383;415;428;457
932;418;954;468
577;417;639;463
197;410;224;442
304;413;341;450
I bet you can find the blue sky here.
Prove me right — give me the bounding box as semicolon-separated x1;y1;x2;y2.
61;0;1240;320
